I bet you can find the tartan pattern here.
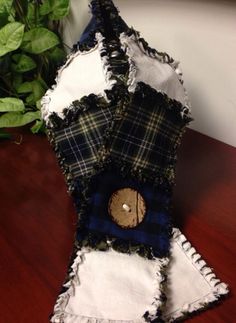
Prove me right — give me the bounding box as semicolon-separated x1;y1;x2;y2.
77;169;172;257
54;105;116;179
109;83;186;178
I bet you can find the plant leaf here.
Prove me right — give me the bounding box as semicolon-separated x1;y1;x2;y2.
27;2;45;28
39;0;51;16
0;0;13;15
36;99;41;110
30;119;45;133
12;73;23;90
17;81;32;93
17;80;45;105
0;0;13;27
11;53;36;72
48;46;65;63
0;97;25;112
21;27;59;54
40;0;70;20
0;22;25;57
28;80;45;104
0;111;41;127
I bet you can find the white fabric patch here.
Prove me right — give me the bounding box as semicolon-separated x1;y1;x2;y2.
50;228;228;322
119;34;187;106
163;229;228;321
42;46;107;119
41;32;191;124
65;249;164;321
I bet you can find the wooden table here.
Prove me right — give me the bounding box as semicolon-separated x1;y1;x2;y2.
0;128;235;323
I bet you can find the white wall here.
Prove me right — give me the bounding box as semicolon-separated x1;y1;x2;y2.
61;0;236;147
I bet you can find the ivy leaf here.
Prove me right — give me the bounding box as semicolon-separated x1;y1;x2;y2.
0;22;25;57
0;97;25;112
0;111;41;127
21;27;59;54
40;0;70;20
11;53;36;72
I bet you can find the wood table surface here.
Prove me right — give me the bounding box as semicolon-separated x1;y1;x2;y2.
0;127;235;323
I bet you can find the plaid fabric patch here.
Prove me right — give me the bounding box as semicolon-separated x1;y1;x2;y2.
78;169;172;257
54;105;116;179
109;82;187;180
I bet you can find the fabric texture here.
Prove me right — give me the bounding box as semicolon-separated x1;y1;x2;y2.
54;103;115;179
78;169;171;258
119;33;188;106
40;0;229;322
108;82;189;183
50;228;228;323
44;47;107;118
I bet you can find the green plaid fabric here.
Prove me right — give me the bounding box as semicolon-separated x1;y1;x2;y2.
54;105;116;179
108;82;189;181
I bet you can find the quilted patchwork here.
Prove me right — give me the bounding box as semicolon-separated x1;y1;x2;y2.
108;82;189;183
54;105;116;179
77;169;172;258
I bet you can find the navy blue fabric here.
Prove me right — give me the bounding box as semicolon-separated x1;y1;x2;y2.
77;170;172;257
79;16;97;45
54;104;116;179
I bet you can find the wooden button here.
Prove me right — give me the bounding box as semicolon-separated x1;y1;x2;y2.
108;188;146;228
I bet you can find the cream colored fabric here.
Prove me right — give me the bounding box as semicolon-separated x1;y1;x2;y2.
50;229;228;322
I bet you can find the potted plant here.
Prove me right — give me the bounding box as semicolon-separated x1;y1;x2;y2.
0;0;70;139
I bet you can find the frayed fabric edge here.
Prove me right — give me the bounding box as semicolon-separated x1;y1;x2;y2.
50;247;89;323
41;28;192;128
163;228;229;322
52;313;145;323
41;30;124;128
95;32;117;91
41;43;102;126
123;29;192;116
50;246;169;323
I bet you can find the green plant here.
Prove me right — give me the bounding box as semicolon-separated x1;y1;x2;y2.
0;0;70;139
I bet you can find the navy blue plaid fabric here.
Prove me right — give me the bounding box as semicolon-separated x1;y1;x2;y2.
109;82;188;181
54;105;116;178
78;169;172;257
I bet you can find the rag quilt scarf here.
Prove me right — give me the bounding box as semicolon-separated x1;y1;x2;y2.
41;1;229;322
